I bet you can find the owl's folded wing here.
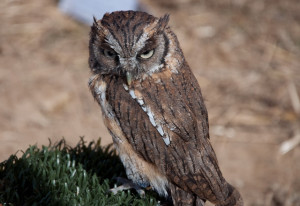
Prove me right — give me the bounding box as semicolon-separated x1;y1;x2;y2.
106;64;209;156
138;65;210;145
105;69;230;201
131;68;229;201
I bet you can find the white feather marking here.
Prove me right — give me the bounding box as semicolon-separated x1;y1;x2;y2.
137;99;144;105
129;90;136;99
122;87;172;146
162;135;170;146
97;84;107;102
156;125;164;136
134;32;148;51
106;34;122;54
147;64;163;75
147;108;156;127
123;84;129;91
93;81;115;120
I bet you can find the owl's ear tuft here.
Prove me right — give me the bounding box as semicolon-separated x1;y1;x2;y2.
91;17;100;34
91;17;107;40
92;17;103;32
156;14;170;33
93;16;98;25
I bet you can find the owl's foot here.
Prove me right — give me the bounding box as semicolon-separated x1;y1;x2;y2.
109;177;146;197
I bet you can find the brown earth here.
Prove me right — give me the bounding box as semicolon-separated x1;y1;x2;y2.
0;0;299;205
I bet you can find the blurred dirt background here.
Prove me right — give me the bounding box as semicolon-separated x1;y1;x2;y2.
0;0;299;205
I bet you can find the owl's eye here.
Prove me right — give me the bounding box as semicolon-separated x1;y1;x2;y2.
103;49;117;58
140;49;154;59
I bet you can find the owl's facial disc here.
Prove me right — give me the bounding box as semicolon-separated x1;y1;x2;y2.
89;11;170;84
116;39;159;86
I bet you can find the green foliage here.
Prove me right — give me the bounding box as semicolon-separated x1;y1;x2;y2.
0;138;162;206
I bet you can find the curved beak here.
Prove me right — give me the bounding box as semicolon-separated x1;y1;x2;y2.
126;72;133;86
119;56;137;86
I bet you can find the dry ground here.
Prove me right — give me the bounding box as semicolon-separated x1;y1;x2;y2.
0;0;299;205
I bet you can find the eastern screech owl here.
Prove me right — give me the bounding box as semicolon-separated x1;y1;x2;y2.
88;11;243;206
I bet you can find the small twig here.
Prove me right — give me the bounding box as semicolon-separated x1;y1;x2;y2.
279;133;300;155
288;80;300;115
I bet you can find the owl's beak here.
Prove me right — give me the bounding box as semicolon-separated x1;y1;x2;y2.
126;72;133;86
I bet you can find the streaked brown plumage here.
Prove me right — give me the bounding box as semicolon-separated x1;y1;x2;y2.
88;11;243;206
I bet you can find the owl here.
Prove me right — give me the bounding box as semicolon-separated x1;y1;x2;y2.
88;11;243;206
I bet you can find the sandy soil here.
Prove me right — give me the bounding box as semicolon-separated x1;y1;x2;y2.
0;0;299;205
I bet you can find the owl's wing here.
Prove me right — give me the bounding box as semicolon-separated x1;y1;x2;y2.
138;65;210;144
106;65;228;201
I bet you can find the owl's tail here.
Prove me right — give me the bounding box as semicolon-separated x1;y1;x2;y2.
216;183;243;206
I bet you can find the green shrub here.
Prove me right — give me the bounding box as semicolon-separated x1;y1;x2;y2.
0;138;165;205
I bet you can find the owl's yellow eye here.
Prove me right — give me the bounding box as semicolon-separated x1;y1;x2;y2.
140;50;154;59
103;49;117;58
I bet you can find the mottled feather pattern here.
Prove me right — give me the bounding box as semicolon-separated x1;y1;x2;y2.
89;10;243;206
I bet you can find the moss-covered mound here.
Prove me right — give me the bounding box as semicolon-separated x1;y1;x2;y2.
0;138;164;206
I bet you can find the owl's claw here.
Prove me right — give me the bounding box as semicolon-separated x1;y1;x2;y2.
109;177;146;197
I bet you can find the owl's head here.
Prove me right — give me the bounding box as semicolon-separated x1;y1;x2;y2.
89;11;176;85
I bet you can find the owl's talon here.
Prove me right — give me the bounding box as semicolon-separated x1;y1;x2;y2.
109;177;145;197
